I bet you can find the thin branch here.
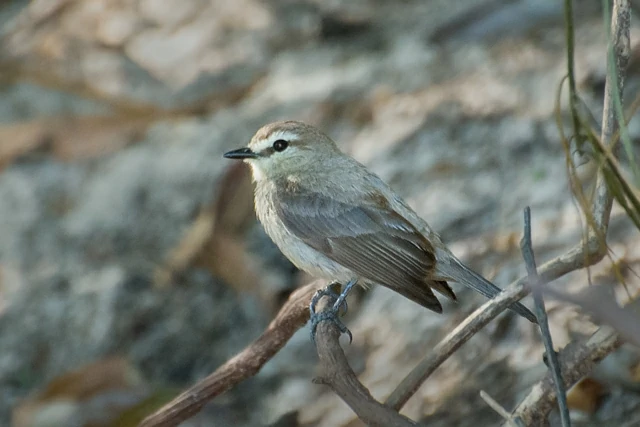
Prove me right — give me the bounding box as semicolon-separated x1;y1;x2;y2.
603;0;637;183
139;280;328;427
592;0;631;232
479;390;523;427
503;326;622;426
312;293;420;427
385;230;609;411
520;207;570;427
385;274;531;410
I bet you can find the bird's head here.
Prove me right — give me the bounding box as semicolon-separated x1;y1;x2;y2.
223;121;341;182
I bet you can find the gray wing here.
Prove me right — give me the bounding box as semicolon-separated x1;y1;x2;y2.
274;186;455;312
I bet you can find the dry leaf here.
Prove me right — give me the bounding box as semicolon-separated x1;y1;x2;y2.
566;378;605;415
0;115;150;169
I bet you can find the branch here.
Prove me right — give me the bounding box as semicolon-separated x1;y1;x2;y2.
385;230;611;411
520;207;570;427
385;272;531;410
139;280;328;427
593;0;631;232
313;294;420;427
503;326;622;426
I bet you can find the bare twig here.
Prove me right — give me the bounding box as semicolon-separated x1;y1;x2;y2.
503;326;622;426
313;294;420;427
602;0;636;183
479;390;522;427
520;207;570;427
139;280;328;427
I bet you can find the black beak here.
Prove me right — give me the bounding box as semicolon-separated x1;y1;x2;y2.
223;147;258;160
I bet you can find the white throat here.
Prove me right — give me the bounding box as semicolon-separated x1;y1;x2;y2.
248;161;266;182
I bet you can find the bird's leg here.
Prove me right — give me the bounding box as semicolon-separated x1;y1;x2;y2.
309;278;358;343
332;278;357;313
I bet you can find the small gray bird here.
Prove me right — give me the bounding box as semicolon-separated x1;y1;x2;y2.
224;121;536;323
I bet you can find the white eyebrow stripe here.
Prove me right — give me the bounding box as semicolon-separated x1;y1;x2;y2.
252;130;299;153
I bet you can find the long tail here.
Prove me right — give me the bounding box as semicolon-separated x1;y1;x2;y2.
436;254;537;323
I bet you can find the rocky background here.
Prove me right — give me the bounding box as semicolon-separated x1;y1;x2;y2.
1;1;640;426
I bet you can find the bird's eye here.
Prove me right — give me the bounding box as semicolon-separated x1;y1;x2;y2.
272;139;289;152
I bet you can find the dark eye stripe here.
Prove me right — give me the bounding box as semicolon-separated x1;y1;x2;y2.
261;147;275;156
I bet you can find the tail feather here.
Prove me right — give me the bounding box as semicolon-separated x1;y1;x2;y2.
436;255;537;324
431;280;457;301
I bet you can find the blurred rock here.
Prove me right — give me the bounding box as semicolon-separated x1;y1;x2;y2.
138;0;199;28
95;9;139;48
0;269;269;425
125;24;217;87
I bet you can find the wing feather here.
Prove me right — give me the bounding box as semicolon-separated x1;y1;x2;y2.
274;185;456;312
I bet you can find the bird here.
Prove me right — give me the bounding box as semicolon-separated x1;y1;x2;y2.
223;120;537;328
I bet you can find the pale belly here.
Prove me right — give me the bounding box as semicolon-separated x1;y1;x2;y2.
266;215;355;283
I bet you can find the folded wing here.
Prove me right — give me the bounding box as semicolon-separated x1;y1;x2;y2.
274;185;455;312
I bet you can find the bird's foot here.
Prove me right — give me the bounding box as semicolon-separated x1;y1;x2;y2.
309;279;358;343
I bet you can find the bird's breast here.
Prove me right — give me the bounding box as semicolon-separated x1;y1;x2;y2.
253;181;354;281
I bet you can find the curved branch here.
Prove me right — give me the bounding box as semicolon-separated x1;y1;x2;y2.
386;273;531;410
313;294;420;427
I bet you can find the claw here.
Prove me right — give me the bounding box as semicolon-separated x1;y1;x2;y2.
309;281;341;315
310;311;353;344
309;279;358;343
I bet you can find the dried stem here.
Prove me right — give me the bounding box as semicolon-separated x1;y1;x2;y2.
592;0;631;232
520;207;570;427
